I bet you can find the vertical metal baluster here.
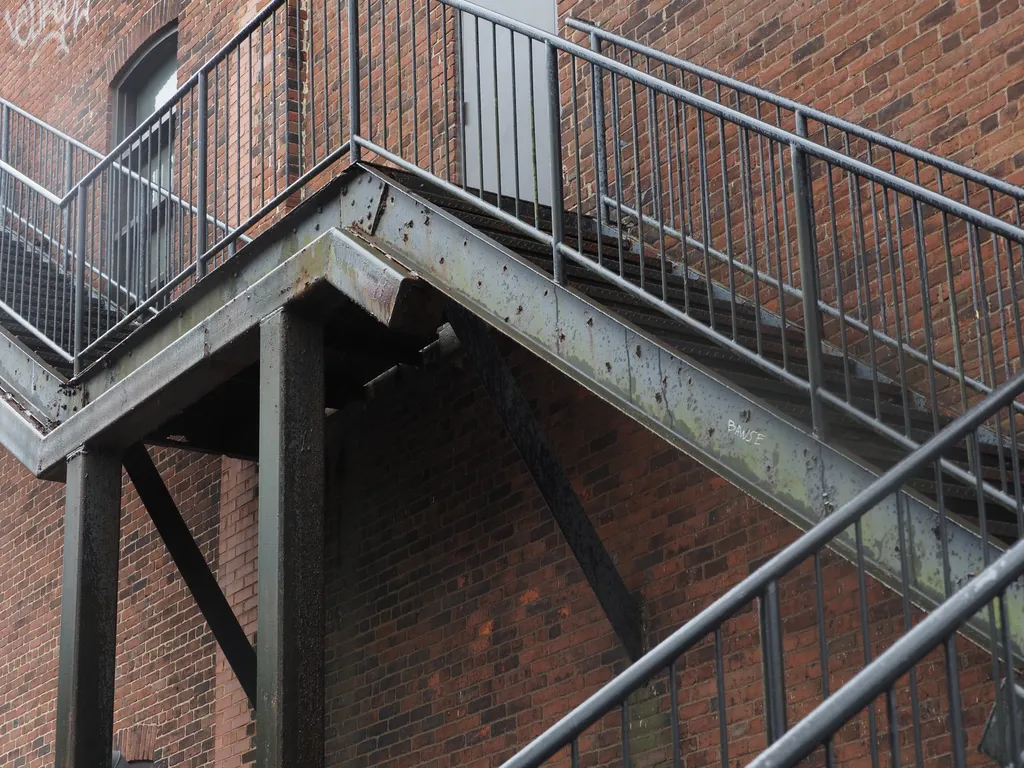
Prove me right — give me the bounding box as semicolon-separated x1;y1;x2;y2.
547;42;564;286
492;22;502;212
714;629;728;768
842;134;865;319
335;0;343;154
776;105;794;289
820;127;853;403
760;580;787;745
611;73;625;276
669;662;681;768
571;738;579;768
893;492;925;767
73;184;87;375
425;0;434;173
317;0;327;161
662;63;676;236
590;33;608;231
715;84;737;339
442;3;452;180
196;72;209;280
649;89;667;300
380;0;388;149
678;99;693;315
855;516;881;768
249;35;255;218
696;98;715;332
999;592;1022;768
969;425;1014;764
945;633;968;768
792;114;826;435
349;0;362;161
620;699;630;768
737;120;762;356
411;0;419;164
571;58;582;254
964;179;987;389
864;142;888;336
455;9;465;185
528;41;539;222
884;686;902;768
213;67;220;257
627;52;644;291
935;173;970;422
474;17;484;200
396;0;404;154
273;12;279;197
813;552;835;768
365;0;372;148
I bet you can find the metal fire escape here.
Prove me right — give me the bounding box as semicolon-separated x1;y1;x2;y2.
0;0;1022;766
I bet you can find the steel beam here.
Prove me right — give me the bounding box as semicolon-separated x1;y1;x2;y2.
122;442;257;708
448;303;643;661
55;447;122;768
338;164;1024;659
257;308;325;768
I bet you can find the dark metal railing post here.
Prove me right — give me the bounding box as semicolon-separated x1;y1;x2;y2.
73;184;88;376
196;71;209;280
588;31;609;228
792;111;827;436
63;142;74;271
760;580;788;744
348;0;361;162
547;41;565;285
0;104;9;213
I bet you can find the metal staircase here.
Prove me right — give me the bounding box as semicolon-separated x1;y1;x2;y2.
0;0;1023;764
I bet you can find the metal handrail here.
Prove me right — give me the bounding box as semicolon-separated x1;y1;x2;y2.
566;17;1024;204
498;369;1024;768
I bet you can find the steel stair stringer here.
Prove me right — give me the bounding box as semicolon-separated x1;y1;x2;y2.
337;163;1024;657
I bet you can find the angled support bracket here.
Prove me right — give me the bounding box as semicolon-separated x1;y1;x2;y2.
447;303;643;661
123;442;257;708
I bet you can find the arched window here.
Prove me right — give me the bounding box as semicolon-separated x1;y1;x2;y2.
114;25;178;141
111;24;178;305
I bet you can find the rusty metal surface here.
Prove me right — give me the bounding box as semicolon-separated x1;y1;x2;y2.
339;164;1024;657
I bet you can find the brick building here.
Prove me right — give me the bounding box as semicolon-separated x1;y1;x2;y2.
0;0;1022;767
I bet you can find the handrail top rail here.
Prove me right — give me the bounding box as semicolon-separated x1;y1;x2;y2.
0;159;63;204
567;17;1024;203
0;96;104;161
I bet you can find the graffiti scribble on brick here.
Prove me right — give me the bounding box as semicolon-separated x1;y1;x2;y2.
4;0;91;65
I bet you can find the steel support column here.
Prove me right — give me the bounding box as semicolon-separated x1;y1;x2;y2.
257;308;325;768
123;442;257;708
448;303;644;661
55;447;123;768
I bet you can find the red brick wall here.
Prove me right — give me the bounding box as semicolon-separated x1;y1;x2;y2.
0;447;222;768
321;339;1001;768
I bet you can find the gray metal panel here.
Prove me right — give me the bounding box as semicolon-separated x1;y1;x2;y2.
338;165;1024;656
461;0;555;205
